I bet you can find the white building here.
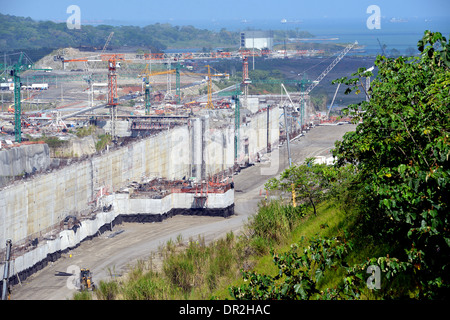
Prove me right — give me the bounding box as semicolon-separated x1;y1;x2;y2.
240;31;274;50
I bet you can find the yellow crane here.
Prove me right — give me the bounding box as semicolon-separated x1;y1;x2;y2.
182;65;229;109
206;65;214;109
139;66;176;114
139;63;229;110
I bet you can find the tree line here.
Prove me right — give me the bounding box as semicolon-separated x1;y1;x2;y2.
0;13;240;54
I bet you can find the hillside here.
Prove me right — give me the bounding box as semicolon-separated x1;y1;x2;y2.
0;13;239;54
0;13;318;63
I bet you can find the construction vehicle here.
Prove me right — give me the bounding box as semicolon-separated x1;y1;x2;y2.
79;268;95;291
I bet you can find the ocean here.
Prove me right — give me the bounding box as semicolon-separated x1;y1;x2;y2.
162;17;450;56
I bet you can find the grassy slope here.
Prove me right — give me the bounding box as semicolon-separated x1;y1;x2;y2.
212;200;360;299
73;197;389;300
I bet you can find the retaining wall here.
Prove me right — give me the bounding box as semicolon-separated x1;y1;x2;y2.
240;106;279;164
0;125;191;251
1;188;234;288
0;143;51;179
0;111;276;251
0;108;279;286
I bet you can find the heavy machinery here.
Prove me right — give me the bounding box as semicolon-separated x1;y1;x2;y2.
79;268;95;291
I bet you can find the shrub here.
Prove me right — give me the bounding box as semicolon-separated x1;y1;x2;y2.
248;200;305;252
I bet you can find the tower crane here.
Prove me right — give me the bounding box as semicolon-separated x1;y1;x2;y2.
0;52;51;142
84;32;114;108
377;38;386;56
206;65;227;109
205;65;215;109
139;61;188;110
103;53;125;141
165;66;229;108
241;57;251;108
140;68;176;114
174;62;186;105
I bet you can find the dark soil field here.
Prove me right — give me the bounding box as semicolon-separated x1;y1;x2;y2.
259;55;377;109
216;55;378;111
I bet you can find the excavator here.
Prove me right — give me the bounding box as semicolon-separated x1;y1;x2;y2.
79;268;96;291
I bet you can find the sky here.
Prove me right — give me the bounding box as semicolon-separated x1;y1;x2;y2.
1;0;449;28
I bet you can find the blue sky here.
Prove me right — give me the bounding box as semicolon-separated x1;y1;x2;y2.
1;0;449;26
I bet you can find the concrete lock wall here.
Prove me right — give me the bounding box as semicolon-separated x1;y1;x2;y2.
0;125;192;251
3;188;234;278
0;144;51;178
203;121;235;178
239;107;279;164
0;110;277;256
115;189;234;215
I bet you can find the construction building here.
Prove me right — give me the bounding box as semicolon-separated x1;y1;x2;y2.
240;31;274;50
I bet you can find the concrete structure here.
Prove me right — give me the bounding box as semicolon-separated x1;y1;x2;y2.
98;120;132;138
0;143;51;187
0;125;190;252
0;106;280;286
239;105;279;164
240;31;274;50
2;186;234;287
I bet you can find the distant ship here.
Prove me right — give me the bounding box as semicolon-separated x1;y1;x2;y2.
389;18;408;23
281;19;302;24
289;37;338;42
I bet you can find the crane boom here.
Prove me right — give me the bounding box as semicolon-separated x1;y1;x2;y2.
302;41;357;95
326;82;341;119
102;32;114;54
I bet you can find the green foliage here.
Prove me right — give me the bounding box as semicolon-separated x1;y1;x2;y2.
332;30;450;299
41;136;68;148
248;201;306;254
75;125;96;138
161;234;237;297
95;134;112;151
84;232;241;300
0;13;240;53
310;88;329;111
231;30;449;300
72;290;93;300
121;270;173;300
266;158;333;216
95;280;119;300
417;30;450;68
230;235;352;300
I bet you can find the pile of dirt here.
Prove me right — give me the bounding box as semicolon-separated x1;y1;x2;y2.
33;48;85;71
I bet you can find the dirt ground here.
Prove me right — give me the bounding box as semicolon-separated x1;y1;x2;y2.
11;123;356;300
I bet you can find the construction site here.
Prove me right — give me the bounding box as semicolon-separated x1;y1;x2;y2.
0;32;360;299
